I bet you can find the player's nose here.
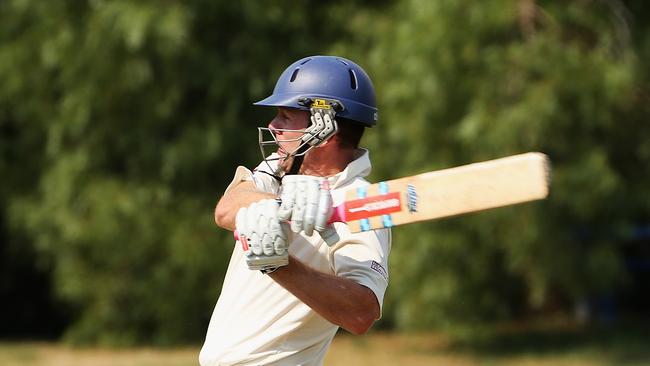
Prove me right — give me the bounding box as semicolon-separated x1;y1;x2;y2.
268;117;283;134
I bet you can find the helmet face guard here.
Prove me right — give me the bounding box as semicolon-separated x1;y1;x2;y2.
257;126;309;174
258;98;339;175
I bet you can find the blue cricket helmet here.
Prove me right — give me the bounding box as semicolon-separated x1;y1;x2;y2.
254;56;378;126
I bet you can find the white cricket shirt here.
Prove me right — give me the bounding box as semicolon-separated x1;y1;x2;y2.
199;149;391;366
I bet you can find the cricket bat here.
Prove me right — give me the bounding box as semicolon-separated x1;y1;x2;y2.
328;152;550;233
235;152;550;241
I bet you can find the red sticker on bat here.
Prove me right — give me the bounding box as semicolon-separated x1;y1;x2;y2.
344;192;402;221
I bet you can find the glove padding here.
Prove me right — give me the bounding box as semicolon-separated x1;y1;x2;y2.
278;175;333;236
236;199;290;272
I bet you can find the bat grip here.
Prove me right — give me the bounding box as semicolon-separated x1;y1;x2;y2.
327;204;346;224
233;203;345;241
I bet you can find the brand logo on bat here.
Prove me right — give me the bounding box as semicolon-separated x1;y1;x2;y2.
348;199;400;213
407;184;418;213
345;192;402;221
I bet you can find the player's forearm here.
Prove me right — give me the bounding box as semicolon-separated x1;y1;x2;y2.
214;182;277;231
270;256;380;335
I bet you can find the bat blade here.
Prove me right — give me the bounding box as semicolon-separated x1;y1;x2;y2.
332;152;550;233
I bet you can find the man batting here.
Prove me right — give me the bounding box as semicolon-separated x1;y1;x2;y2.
199;55;391;365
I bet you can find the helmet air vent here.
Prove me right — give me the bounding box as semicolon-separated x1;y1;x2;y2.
348;69;358;90
290;68;300;82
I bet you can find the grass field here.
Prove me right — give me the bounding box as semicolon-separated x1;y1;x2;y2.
1;324;649;366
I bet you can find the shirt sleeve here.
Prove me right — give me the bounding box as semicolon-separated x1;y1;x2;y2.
223;155;281;195
328;226;392;314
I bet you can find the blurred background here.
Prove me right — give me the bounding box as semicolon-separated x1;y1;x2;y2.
1;0;650;364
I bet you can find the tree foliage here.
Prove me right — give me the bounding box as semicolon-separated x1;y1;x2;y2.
0;0;378;344
351;0;650;329
1;0;649;344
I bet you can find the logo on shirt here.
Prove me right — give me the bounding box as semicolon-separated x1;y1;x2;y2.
371;260;388;280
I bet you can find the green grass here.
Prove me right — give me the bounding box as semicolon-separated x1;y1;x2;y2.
326;322;650;366
0;342;198;366
447;320;650;366
1;322;649;366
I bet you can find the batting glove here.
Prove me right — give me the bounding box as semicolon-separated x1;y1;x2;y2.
236;199;290;273
278;175;333;236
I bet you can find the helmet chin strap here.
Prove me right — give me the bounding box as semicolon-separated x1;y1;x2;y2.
285;134;310;176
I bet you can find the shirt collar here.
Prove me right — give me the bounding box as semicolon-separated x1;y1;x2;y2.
327;148;372;189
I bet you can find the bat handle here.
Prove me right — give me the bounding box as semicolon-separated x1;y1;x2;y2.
233;203;345;241
327;204;346;224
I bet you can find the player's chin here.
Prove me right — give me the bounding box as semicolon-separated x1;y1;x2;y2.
278;154;295;173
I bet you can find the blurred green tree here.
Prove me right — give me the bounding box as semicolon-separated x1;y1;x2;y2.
339;0;650;330
0;0;386;345
1;0;649;345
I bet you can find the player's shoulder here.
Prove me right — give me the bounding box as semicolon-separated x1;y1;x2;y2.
250;156;281;194
330;176;369;203
339;176;372;190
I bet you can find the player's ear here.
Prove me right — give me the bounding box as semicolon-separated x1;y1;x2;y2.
319;131;341;148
